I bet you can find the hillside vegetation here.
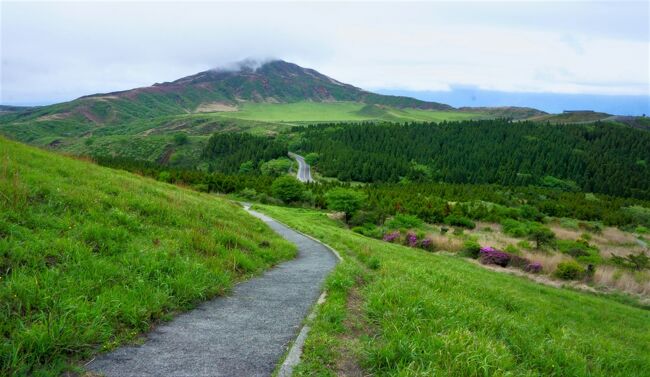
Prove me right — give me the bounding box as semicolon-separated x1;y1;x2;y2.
297;120;650;198
256;205;650;377
0;137;295;376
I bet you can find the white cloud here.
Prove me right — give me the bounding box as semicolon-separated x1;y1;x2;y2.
1;1;648;105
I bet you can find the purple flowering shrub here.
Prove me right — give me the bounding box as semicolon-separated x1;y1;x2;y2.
405;231;418;247
525;262;543;273
383;231;400;243
479;247;511;267
420;238;434;251
478;246;545;273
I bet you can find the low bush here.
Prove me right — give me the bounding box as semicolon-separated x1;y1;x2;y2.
611;251;650;271
352;223;383;239
383;231;400;243
556;239;601;264
509;255;532;269
420;238;435;251
387;214;423;229
405;231;418;247
554;261;584;280
444;215;476;229
525;262;543;273
461;240;481;259
479;247;511;267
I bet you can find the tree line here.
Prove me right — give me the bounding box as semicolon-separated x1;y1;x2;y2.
295;120;650;199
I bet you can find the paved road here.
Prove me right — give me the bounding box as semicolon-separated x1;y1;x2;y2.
87;207;338;377
288;152;313;183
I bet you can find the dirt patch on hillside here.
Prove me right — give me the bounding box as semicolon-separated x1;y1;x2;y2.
36;113;71;122
195;102;238;113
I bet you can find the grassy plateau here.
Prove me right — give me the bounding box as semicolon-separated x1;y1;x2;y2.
255;204;650;377
0;137;296;376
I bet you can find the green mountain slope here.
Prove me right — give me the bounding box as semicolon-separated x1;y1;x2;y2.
0;60;453;142
0;137;295;376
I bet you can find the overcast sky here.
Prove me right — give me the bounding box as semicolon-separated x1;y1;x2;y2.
1;1;648;107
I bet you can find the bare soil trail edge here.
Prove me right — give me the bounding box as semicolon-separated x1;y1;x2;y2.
87;207;338;377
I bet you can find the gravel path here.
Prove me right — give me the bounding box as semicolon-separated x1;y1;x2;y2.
87;207;338;377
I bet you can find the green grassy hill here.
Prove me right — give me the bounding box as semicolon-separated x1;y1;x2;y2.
0;101;491;168
256;205;650;377
0;137;295;376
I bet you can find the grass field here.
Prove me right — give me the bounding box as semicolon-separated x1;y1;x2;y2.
255;205;650;377
211;101;484;123
0;137;296;376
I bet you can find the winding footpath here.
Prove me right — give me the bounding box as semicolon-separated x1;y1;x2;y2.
87;206;338;377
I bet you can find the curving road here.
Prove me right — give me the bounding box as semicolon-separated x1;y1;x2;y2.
86;206;338;377
288;152;313;183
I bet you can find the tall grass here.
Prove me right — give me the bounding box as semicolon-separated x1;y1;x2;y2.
0;137;295;376
257;205;650;377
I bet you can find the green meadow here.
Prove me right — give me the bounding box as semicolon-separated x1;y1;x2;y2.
255;204;650;377
213;102;484;123
0;137;296;376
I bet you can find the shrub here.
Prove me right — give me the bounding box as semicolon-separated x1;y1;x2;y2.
504;244;520;255
528;225;555;249
509;255;531;269
387;214;423;229
578;221;604;234
554;261;584;280
560;218;579;230
158;171;172;183
192;183;209;192
479;247;511;267
444;215;475;229
461;240;481;259
525;262;543;273
352;223;383;239
239;188;258;200
272;176;304;203
383;231;400;243
324;188;367;223
405;231;418;247
611;251;650;271
349;210;381;227
501;219;529;237
517;240;533;250
557;239;601;264
260;157;293;176
420;238;435;251
174;133;189;145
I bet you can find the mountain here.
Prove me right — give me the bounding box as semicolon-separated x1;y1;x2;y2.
0;60;452;132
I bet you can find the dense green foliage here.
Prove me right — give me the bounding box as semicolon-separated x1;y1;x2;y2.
202;133;288;173
0;138;295;376
95;154;650;228
271;176;305;203
324;188;367;222
296;120;650;198
257;205;650;377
